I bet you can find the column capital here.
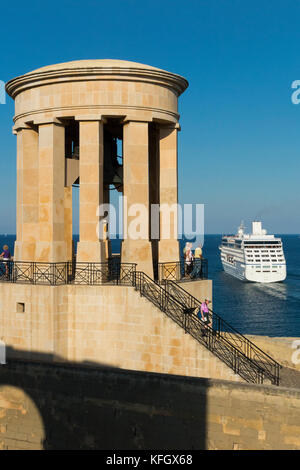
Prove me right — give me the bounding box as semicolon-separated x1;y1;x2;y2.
152;114;179;125
159;122;181;131
13;121;35;133
74;114;107;123
33;117;65;126
122;116;152;124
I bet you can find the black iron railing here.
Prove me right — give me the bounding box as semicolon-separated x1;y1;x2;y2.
73;260;135;286
163;280;281;385
158;257;208;282
134;271;282;385
133;272;281;385
134;271;195;332
0;258;208;285
0;259;136;286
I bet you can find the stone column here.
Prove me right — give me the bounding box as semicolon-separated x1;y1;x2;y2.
103;186;112;259
76;120;106;263
121;121;153;277
36;122;67;262
14;126;39;261
64;186;73;261
158;126;180;263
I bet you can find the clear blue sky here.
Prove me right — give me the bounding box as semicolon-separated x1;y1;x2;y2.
0;0;299;234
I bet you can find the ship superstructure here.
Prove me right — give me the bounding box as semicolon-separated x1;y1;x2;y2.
219;222;286;283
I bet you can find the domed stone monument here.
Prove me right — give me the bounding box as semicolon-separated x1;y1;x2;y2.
6;59;188;277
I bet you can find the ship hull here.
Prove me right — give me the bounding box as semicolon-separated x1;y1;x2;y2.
244;266;286;283
221;259;286;283
222;260;246;281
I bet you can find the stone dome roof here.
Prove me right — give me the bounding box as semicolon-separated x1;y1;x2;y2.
27;59;166;74
6;59;189;99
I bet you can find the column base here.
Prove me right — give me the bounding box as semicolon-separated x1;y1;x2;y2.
76;241;106;263
35;242;68;263
13;241;37;262
121;240;153;278
104;239;112;259
158;239;180;263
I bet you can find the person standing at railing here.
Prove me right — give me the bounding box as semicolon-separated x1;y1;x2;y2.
195;243;202;259
183;242;192;256
0;245;11;278
190;243;202;279
184;245;194;276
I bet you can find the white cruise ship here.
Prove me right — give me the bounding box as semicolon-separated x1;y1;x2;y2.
219;222;286;283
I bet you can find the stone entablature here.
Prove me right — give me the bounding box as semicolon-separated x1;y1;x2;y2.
6;60;188;130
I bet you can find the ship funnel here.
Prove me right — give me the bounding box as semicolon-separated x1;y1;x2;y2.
252;221;264;235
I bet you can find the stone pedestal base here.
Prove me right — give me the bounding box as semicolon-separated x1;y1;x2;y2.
13;241;36;262
121;240;153;278
158;239;180;263
35;241;68;263
104;240;112;259
76;241;106;263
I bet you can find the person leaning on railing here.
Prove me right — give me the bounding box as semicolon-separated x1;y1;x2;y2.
0;245;12;278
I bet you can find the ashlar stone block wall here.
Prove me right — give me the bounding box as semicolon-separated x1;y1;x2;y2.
0;362;299;450
0;281;241;383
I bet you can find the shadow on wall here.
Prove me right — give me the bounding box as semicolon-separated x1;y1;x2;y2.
0;348;208;450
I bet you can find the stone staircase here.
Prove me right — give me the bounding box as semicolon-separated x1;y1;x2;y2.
133;271;281;385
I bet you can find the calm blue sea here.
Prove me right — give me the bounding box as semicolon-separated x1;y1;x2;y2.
1;234;299;337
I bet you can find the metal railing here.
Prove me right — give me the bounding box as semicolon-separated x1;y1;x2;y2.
134;272;282;385
158;258;208;282
0;259;136;286
73;260;135;286
163;279;281;385
0;258;208;286
134;271;194;332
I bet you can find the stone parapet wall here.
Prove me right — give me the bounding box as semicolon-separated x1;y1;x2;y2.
0;360;299;450
0;280;242;383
